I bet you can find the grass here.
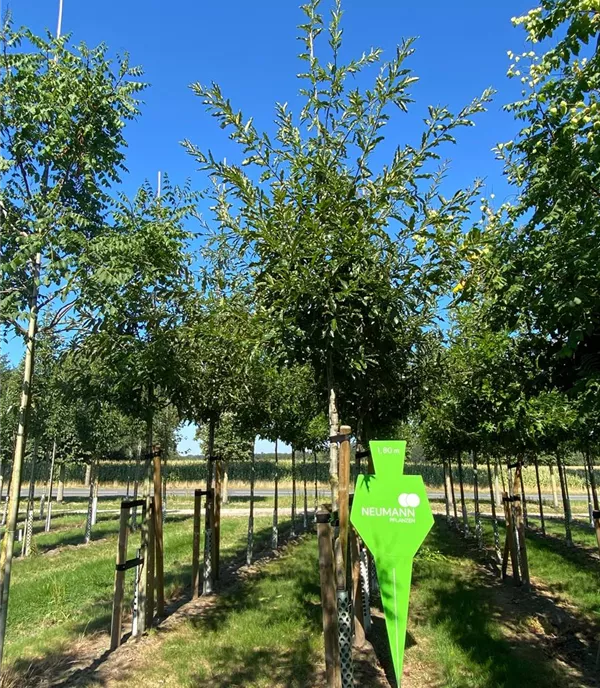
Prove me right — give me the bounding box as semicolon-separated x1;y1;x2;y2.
118;536;323;688
4;513;289;673
404;518;598;687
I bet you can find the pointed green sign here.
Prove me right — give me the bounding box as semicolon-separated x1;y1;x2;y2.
350;441;433;686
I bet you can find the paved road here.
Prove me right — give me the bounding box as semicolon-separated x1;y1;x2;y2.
22;487;589;502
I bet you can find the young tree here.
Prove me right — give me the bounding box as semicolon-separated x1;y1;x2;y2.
0;23;144;659
185;0;491;508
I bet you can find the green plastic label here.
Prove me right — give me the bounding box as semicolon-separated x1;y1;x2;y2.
350;440;433;686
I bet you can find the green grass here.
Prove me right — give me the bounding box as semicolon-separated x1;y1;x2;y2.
120;536;323;688
4;513;287;673
405;518;598;687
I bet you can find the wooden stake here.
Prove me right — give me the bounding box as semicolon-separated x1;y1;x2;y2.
214;459;223;578
192;489;201;598
337;425;351;590
152;451;164;616
512;464;530;587
110;505;130;650
350;528;366;647
501;492;520;584
317;509;341;688
457;453;470;536
486;457;501;564
556;455;572;545
448;459;458;523
473;451;482;548
146;501;155;627
534;458;546;536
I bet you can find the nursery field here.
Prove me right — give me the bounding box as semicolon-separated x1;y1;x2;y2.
2;508;598;688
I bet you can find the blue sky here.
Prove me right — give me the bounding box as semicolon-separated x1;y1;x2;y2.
4;0;535;452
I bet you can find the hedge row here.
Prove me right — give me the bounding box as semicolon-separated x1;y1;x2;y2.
22;456;598;493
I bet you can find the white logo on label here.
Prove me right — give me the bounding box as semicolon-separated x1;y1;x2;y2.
398;493;420;508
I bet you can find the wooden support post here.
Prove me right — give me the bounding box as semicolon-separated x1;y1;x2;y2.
110;505;130;650
443;460;451;523
457;453;470;537
350;528;366;648
534;459;546;536
146;501;155;628
153;451;164;617
486;457;501;565
512;465;530;587
473;451;482;548
338;426;351;590
137;499;148;635
192;489;202;598
585;451;600;558
214;459;223;579
317;509;341;688
502;492;520;584
448;460;458;523
556;455;572;545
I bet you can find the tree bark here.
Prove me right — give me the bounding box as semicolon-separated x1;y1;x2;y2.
291;447;297;536
44;439;57;533
472;451;482;548
57;462;66;502
0;276;39;664
486;457;501;563
84;462;92;488
246;446;255;566
85;458;97;544
272;439;279;549
22;436;39;558
327;359;339;511
534;458;546;536
457;453;470;536
556;454;572;545
302;449;308;530
448;459;458;523
443;460;451;523
549;463;559;509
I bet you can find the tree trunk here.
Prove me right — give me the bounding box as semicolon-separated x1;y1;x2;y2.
1;472;10;527
313;450;318;509
202;417;215;595
222;467;229;504
302;449;308;530
549;463;559;508
85;459;97;544
584;449;600;557
473;451;482;548
448;460;458;523
486;457;501;563
443;460;451;523
57;463;66;502
44;439;57;533
131;440;142;530
519;461;529;529
494;460;500;506
327;359;339;511
0;282;39;664
583;458;593;526
84;462;92;488
534;458;546;536
291;447;297;537
162;450;167;523
246;446;255;567
272;440;279;549
457;453;470;536
556;455;572;545
22;436;39;558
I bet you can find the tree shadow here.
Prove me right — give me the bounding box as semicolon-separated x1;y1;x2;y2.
13;519;306;687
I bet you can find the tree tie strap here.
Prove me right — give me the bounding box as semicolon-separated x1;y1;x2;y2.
330;433;351;444
116;557;144;572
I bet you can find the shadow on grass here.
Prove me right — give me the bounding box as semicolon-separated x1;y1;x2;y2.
402;516;598;688
13;519;309;687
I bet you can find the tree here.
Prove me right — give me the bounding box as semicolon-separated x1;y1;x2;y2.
185;0;492;507
0;22;144;659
